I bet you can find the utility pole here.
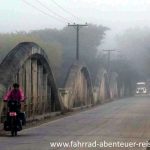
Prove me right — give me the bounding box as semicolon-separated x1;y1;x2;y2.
103;50;116;82
68;23;88;60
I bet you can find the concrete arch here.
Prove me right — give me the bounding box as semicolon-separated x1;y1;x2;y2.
109;72;119;100
0;42;61;122
94;69;110;104
61;61;94;110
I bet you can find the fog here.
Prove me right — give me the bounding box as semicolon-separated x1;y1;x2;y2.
1;0;150;80
1;0;150;32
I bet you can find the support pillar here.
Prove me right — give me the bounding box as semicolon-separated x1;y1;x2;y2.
37;65;43;114
43;73;48;113
25;59;32;117
31;59;38;117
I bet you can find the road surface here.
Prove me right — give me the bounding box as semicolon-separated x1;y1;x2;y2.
1;96;150;150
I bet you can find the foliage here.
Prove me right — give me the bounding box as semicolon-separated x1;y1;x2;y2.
0;32;62;80
0;24;109;86
116;28;150;79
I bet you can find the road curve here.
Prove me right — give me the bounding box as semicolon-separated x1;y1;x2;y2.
0;97;150;150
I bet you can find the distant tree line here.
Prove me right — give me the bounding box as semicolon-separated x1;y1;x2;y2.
0;24;138;89
0;24;109;86
116;27;150;81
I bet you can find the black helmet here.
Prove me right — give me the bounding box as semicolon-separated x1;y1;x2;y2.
13;83;19;88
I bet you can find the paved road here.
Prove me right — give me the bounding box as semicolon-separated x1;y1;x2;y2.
1;97;150;150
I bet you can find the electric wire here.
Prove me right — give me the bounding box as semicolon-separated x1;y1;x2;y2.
51;0;82;22
36;0;70;23
22;0;66;23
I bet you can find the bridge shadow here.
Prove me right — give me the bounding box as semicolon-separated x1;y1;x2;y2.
0;131;39;137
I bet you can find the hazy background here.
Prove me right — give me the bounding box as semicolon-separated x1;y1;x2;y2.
0;0;150;86
1;0;150;32
1;0;150;50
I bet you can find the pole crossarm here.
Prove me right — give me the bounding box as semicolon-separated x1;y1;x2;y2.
103;49;116;84
68;23;88;60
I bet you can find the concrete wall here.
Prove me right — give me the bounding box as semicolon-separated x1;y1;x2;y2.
0;42;130;125
61;61;94;110
0;42;61;124
109;72;119;100
94;69;110;104
93;70;127;104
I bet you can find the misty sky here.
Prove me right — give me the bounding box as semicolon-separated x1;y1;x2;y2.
1;0;150;48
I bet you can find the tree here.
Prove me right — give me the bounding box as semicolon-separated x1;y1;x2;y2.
116;27;150;79
0;24;109;86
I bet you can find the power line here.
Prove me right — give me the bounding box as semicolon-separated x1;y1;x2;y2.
103;50;116;83
36;0;70;23
51;0;82;22
103;50;116;71
68;23;88;60
22;0;65;23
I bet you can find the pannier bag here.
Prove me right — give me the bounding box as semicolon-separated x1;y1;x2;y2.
4;120;10;131
19;112;26;125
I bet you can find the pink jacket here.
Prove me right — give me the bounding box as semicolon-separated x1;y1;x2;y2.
3;88;25;102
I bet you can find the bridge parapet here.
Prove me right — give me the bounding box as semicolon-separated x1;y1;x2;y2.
63;61;94;110
109;72;119;100
0;42;61;123
0;41;130;126
94;69;110;104
94;69;127;103
59;88;70;111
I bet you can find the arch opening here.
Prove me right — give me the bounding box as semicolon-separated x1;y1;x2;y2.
0;42;61;123
63;62;93;110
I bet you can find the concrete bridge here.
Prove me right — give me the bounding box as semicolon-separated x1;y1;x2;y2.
59;61;94;111
0;42;129;124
